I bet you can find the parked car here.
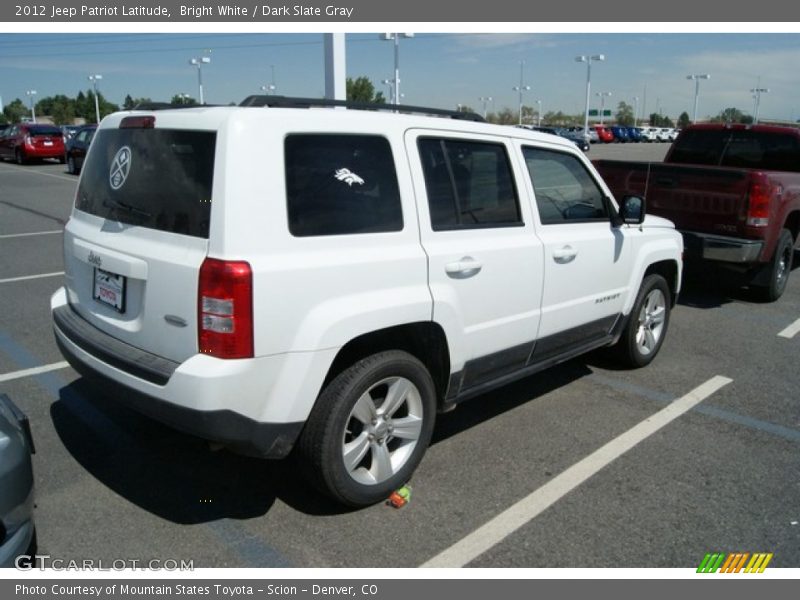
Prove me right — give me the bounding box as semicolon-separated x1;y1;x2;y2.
610;126;630;143
626;127;645;143
639;127;659;142
0;393;36;568
594;125;615;143
656;128;675;142
532;126;590;152
0;123;66;164
52;97;682;506
596;123;800;301
65;125;97;175
62;125;82;140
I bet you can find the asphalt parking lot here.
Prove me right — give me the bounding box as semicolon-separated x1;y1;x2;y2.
1;141;798;569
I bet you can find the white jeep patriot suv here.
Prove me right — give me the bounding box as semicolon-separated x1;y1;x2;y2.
52;96;682;506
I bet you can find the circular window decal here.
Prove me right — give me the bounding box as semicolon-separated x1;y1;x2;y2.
109;146;132;190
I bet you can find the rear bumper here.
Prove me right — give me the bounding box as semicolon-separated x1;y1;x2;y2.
24;145;64;159
50;288;335;458
681;231;764;264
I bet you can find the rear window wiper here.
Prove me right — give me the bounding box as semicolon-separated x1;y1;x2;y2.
103;198;152;219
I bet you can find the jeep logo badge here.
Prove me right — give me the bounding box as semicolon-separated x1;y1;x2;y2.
109;146;132;190
88;251;102;267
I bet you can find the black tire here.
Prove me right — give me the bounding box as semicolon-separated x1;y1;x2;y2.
15;148;26;165
612;274;671;368
67;155;77;175
754;228;794;302
58;154;66;164
297;350;436;507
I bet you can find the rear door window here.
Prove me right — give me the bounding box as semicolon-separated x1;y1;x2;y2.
75;128;216;238
285;134;403;237
418;138;521;230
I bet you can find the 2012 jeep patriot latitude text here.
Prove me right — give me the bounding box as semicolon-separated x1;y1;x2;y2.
52;98;683;506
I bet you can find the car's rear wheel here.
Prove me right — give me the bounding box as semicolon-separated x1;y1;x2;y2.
612;274;671;368
67;155;76;175
15;148;26;165
754;228;794;302
297;350;436;507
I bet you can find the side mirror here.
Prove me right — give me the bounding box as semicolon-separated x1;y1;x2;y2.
618;195;646;225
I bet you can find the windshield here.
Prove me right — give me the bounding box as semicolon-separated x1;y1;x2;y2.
75;128;216;238
669;129;800;171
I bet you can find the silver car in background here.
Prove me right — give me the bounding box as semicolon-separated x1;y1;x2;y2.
0;393;35;568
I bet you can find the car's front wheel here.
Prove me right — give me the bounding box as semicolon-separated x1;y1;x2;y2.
613;274;671;368
67;155;77;175
297;350;436;507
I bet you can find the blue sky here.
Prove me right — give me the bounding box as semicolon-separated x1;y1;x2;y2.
1;33;799;121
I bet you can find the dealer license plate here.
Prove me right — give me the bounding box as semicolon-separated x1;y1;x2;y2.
93;268;126;313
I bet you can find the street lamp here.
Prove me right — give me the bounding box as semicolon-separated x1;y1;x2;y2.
189;54;211;105
261;65;277;95
632;96;639;127
751;87;769;124
176;93;191;105
25;90;37;123
575;54;605;138
88;74;103;124
687;74;711;124
596;91;612;125
535;99;542;126
512;60;531;126
380;33;413;106
479;96;493;119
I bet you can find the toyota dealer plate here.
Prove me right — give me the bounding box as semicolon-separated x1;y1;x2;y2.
93;268;126;313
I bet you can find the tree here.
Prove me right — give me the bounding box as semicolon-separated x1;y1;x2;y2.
346;77;386;103
123;95;152;110
2;99;28;124
677;111;691;128
492;107;517;125
649;112;674;127
615;101;635;126
714;107;752;124
170;94;198;106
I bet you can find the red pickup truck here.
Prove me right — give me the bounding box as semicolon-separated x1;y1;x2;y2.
595;124;800;301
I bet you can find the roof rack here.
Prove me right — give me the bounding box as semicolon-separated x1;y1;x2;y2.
131;102;217;111
239;95;485;122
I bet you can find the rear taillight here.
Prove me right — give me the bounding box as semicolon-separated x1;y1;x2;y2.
198;258;253;359
746;173;772;227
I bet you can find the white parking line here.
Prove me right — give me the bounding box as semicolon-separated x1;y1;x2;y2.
778;317;800;339
0;230;63;240
420;375;733;568
0;271;64;284
0;163;76;183
0;361;70;383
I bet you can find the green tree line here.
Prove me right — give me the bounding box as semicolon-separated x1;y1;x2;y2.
2;90;120;125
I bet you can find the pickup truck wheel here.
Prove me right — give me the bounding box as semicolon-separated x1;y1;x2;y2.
755;229;794;302
614;274;671;368
297;350;436;507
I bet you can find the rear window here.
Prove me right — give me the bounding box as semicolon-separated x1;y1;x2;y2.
75;128;216;238
670;129;800;171
29;126;62;137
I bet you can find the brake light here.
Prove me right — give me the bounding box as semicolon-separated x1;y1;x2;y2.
120;116;155;129
198;258;253;359
746;173;772;227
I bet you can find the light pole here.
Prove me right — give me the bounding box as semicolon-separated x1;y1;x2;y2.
513;60;531;126
380;33;413;106
596;91;612;125
632;96;639;127
382;79;394;104
88;74;103;124
751;87;769;124
479;96;493;119
687;74;711;123
535;99;542;126
25;90;37;122
189;54;211;105
575;54;605;138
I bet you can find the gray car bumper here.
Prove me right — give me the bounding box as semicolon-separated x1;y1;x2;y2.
681;231;764;264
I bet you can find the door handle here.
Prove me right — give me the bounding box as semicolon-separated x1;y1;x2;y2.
445;257;483;278
552;246;577;264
